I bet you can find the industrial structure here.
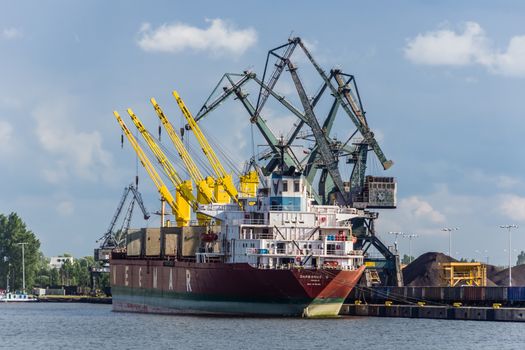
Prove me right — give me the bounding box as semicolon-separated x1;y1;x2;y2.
103;36;400;313
195;37;400;285
93;182;149;285
442;262;487;287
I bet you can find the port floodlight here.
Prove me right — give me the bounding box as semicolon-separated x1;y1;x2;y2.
499;224;519;287
441;227;459;258
388;231;405;253
400;233;418;263
499;224;518;229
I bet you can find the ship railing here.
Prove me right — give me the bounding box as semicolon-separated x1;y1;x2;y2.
253;263;360;271
269;205;301;211
199;203;240;211
241;218;267;225
312;206;339;214
196;252;224;263
246;248;363;260
240;233;275;239
337;206;359;214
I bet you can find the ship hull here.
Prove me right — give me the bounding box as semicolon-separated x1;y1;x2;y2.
110;259;364;317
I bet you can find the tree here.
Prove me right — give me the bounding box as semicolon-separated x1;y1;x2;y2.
0;213;41;291
55;256;95;288
401;254;415;265
34;252;51;287
517;251;525;266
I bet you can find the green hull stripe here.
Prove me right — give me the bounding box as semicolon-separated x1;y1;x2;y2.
112;285;344;305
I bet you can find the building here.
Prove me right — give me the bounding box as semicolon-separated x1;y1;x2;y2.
49;256;74;269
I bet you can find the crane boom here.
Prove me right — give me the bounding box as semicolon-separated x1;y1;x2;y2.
127;108;197;209
172;90;240;205
113;111;187;226
150;98;216;204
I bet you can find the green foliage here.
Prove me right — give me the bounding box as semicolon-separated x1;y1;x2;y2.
0;212;108;294
517;251;525;266
401;254;415;265
55;257;93;287
0;212;41;291
34;256;95;289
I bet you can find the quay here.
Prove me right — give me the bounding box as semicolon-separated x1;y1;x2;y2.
340;303;525;322
37;296;111;304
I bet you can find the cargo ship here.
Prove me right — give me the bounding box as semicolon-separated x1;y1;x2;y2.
111;172;365;317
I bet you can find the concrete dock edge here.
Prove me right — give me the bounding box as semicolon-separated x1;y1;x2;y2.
341;304;525;322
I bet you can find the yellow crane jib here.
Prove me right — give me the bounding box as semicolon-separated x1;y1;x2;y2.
172;90;240;206
126;108;197;211
150;98;216;205
113;111;188;227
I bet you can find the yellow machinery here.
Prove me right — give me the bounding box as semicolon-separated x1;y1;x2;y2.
173;90;240;206
127;108;198;225
239;170;259;198
113;111;189;227
150;98;216;205
442;262;487;287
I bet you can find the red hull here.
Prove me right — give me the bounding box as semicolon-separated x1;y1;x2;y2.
110;259;364;317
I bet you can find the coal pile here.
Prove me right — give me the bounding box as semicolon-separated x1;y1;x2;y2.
402;252;525;286
489;264;525;286
403;252;455;287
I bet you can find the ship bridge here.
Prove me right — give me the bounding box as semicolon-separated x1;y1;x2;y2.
266;173;311;211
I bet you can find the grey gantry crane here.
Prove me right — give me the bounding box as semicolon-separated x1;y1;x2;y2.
95;183;149;267
91;183;149;293
195;37;402;286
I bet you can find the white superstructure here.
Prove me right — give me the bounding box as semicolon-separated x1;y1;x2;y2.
199;173;364;270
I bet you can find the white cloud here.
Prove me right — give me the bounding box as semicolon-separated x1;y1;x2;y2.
137;18;257;56
57;200;74;216
33;100;113;183
0;120;13;148
2;27;22;40
496;175;521;190
461;168;522;190
400;196;446;224
262;107;298;138
405;22;488;66
404;21;525;77
494;35;525;76
0;119;18;160
42;160;68;184
498;194;525;222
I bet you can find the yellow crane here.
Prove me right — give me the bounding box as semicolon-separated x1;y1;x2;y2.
150;98;216;205
127;108;197;225
239;167;259;198
172;90;240;205
113;111;189;227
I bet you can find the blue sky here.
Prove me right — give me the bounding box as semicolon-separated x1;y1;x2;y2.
1;1;525;265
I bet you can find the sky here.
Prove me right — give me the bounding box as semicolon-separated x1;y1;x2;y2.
1;0;525;266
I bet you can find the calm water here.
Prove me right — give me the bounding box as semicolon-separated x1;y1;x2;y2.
0;303;524;349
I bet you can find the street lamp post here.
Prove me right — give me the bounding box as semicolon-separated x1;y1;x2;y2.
441;227;459;258
500;225;518;287
402;234;419;263
474;249;489;264
388;232;405;253
17;243;28;293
